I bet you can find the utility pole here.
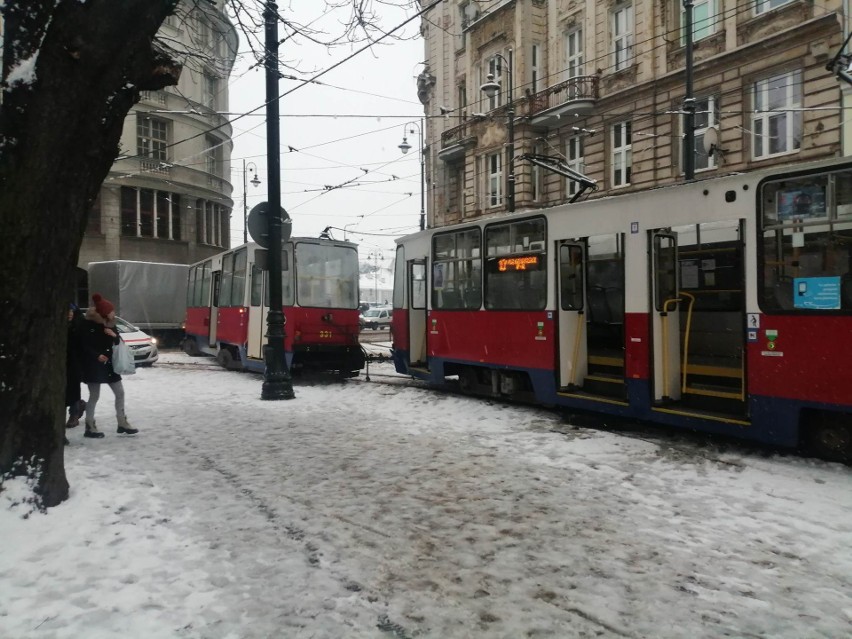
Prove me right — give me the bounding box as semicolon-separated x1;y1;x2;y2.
683;0;696;181
261;0;295;401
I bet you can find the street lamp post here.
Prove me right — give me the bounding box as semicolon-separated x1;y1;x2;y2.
242;159;260;244
261;0;295;400
480;52;514;212
398;119;425;231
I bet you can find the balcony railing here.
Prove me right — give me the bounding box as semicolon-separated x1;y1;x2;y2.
529;75;599;120
441;119;475;148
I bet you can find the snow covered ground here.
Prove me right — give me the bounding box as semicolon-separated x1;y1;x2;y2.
1;351;850;639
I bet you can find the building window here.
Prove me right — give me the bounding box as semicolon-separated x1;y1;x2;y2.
487;152;503;207
612;121;632;187
120;186;183;240
755;0;794;15
753;70;801;159
137;115;168;161
531;44;541;93
481;51;511;111
566;135;585;196
205;135;223;177
681;0;716;43
565;28;584;81
682;95;718;171
458;82;467;111
204;73;219;111
612;4;633;72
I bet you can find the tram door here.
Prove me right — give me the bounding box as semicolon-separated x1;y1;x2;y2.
650;232;681;402
408;259;428;366
557;242;587;389
247;262;266;360
209;271;221;347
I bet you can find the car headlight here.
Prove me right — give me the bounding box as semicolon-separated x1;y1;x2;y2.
150;337;158;346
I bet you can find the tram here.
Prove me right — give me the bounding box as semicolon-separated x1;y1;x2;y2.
184;238;364;376
391;157;852;460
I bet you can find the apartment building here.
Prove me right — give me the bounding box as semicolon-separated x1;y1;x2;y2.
78;1;238;269
420;0;848;228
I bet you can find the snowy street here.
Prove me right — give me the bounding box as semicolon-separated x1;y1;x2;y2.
1;351;850;638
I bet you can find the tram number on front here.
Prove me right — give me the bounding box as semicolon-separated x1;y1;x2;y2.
319;330;333;338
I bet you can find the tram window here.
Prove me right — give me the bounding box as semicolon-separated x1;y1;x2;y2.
199;261;212;307
484;217;547;310
250;264;263;307
760;168;852;312
230;249;247;306
410;262;427;310
295;242;358;308
560;245;584;311
219;252;235;307
393;246;405;309
653;235;678;311
432;228;482;310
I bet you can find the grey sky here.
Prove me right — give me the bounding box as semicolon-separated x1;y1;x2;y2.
226;3;425;261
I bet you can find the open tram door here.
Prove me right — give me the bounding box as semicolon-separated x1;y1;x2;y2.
557;234;627;399
650;231;682;403
556;242;588;389
407;259;428;367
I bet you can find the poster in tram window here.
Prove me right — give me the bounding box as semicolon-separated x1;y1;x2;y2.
777;185;827;221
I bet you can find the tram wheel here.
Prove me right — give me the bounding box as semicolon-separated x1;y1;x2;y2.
806;412;852;463
216;347;240;371
458;367;478;395
182;337;200;356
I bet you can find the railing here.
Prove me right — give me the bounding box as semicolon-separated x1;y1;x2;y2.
140;159;172;176
528;75;599;116
441;119;474;148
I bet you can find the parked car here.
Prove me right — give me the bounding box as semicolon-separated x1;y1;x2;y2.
359;307;392;330
114;317;159;366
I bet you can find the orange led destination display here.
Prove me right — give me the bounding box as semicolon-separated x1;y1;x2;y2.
497;255;540;272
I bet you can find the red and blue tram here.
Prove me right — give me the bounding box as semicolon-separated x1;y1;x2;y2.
391;157;852;460
184;238;364;376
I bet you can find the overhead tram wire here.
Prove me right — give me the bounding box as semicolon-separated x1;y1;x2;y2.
118;0;446;167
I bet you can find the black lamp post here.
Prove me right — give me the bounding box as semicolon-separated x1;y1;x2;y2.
480;52;514;212
242;159;260;244
683;0;696;181
261;0;295;400
398;119;425;231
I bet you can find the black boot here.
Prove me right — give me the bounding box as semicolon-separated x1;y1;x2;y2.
84;420;105;439
117;415;139;435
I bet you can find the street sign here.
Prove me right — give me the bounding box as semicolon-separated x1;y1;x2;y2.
247;202;292;248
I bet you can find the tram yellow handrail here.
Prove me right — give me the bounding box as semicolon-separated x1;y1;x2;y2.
677;291;696;395
660;297;680;400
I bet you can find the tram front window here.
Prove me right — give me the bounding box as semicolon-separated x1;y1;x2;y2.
295;242;359;309
760;169;852;312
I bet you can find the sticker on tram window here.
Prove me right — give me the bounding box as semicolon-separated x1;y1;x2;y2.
777;185;827;220
793;276;841;310
487;254;543;273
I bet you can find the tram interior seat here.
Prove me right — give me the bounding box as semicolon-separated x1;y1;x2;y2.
681;312;742;364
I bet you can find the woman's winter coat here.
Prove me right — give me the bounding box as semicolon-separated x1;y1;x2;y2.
78;308;122;385
65;308;85;405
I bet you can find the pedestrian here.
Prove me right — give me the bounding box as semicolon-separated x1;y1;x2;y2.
65;304;86;435
79;293;138;438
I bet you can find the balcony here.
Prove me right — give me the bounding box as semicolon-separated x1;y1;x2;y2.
438;119;478;162
529;75;598;129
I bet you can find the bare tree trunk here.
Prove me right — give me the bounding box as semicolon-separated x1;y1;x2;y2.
0;0;181;506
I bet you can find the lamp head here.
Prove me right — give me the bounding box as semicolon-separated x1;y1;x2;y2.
398;137;412;154
250;174;261;187
480;73;501;99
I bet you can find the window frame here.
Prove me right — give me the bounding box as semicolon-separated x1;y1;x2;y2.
565;134;585;197
681;0;717;44
754;0;794;16
484;216;548;311
486;151;503;208
137;115;169;161
565;28;584;81
611;121;632;188
431;226;483;311
752;69;802;160
612;3;634;72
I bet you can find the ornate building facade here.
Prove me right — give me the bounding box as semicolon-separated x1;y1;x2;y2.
420;0;849;228
78;1;238;269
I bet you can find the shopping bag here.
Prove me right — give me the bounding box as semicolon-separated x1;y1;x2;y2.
112;339;136;375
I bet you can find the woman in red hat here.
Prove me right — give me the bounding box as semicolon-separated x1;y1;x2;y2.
78;293;138;438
